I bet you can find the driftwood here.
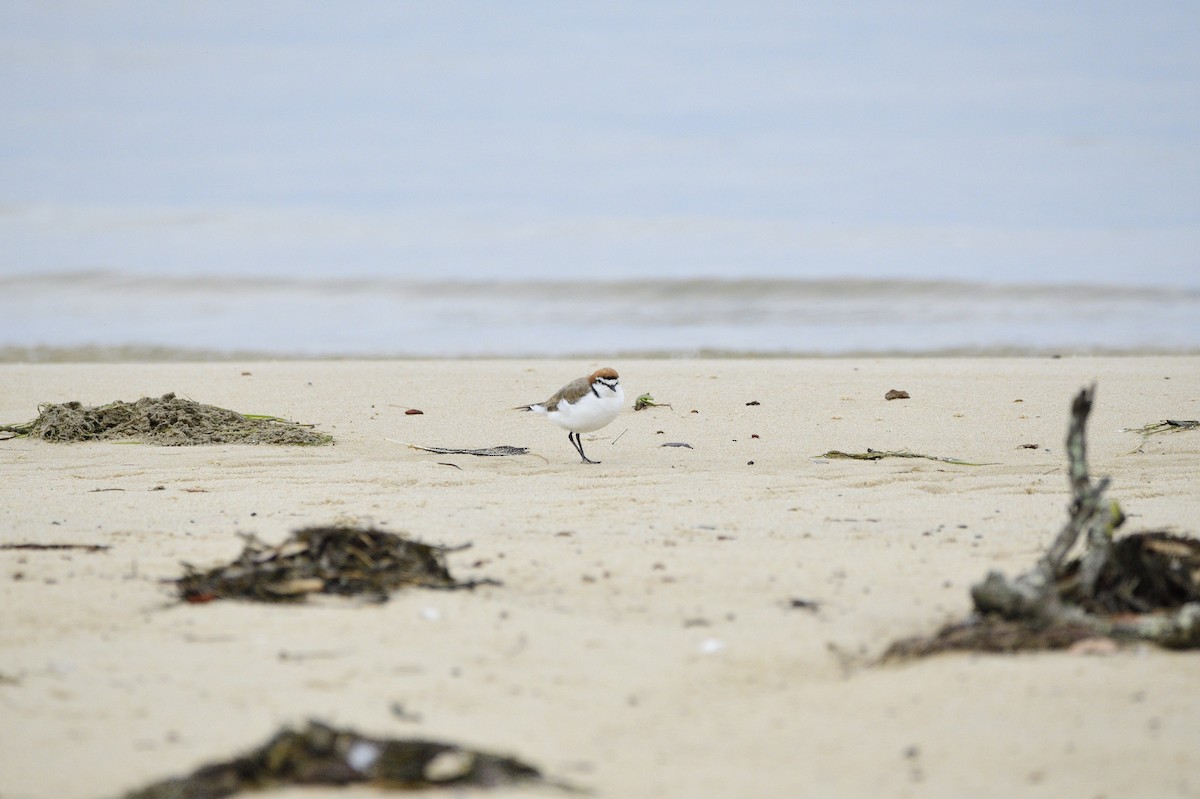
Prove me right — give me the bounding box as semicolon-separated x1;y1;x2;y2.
886;386;1200;659
970;386;1200;647
969;387;1117;620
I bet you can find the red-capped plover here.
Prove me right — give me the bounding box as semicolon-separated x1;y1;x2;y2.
517;368;624;464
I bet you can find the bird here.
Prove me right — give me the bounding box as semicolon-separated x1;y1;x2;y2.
516;368;624;463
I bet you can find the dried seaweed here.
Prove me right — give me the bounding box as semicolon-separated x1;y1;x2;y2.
1055;531;1200;614
633;393;671;411
112;720;558;799
174;525;497;604
3;394;331;446
405;443;530;457
818;449;994;466
882;386;1200;661
1121;419;1200;453
884;615;1100;658
0;543;109;553
1121;419;1200;438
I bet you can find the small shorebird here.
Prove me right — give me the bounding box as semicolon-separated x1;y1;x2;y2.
516;368;624;463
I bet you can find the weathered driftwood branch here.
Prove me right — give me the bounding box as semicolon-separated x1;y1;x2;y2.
968;385;1200;649
884;385;1200;659
971;386;1115;619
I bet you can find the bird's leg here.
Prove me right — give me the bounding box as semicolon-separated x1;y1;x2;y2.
570;432;599;464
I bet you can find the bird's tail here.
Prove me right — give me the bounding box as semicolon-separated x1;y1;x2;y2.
514;403;545;413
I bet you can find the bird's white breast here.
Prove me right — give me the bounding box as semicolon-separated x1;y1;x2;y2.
546;383;623;433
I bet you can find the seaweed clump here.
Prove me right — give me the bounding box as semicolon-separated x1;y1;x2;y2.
885;386;1200;660
114;720;549;799
10;393;331;446
175;525;497;604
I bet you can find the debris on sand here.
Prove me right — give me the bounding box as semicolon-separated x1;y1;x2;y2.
112;720;557;799
1121;418;1200;453
174;525;498;604
884;386;1200;660
0;543;109;553
1121;418;1200;438
405;443;529;457
817;449;993;466
634;393;671;411
2;393;331;445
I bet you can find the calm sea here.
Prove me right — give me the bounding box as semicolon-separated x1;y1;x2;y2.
3;3;1198;358
3;269;1198;359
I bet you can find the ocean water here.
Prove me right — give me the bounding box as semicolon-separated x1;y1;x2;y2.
2;3;1199;358
4;270;1197;358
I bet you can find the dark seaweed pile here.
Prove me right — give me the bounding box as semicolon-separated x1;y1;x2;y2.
17;393;331;446
116;720;546;799
175;525;496;604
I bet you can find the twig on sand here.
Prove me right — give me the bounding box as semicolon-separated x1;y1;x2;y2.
402;443;530;457
817;449;995;466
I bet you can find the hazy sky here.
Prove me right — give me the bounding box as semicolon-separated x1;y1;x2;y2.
3;2;1199;286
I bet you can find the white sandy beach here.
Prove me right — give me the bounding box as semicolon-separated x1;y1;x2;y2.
1;357;1198;798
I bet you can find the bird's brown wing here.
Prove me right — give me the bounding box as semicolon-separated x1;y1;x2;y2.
541;376;593;411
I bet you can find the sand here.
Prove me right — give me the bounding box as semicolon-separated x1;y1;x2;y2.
1;357;1198;799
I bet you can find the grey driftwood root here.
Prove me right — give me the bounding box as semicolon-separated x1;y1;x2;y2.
970;385;1200;648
